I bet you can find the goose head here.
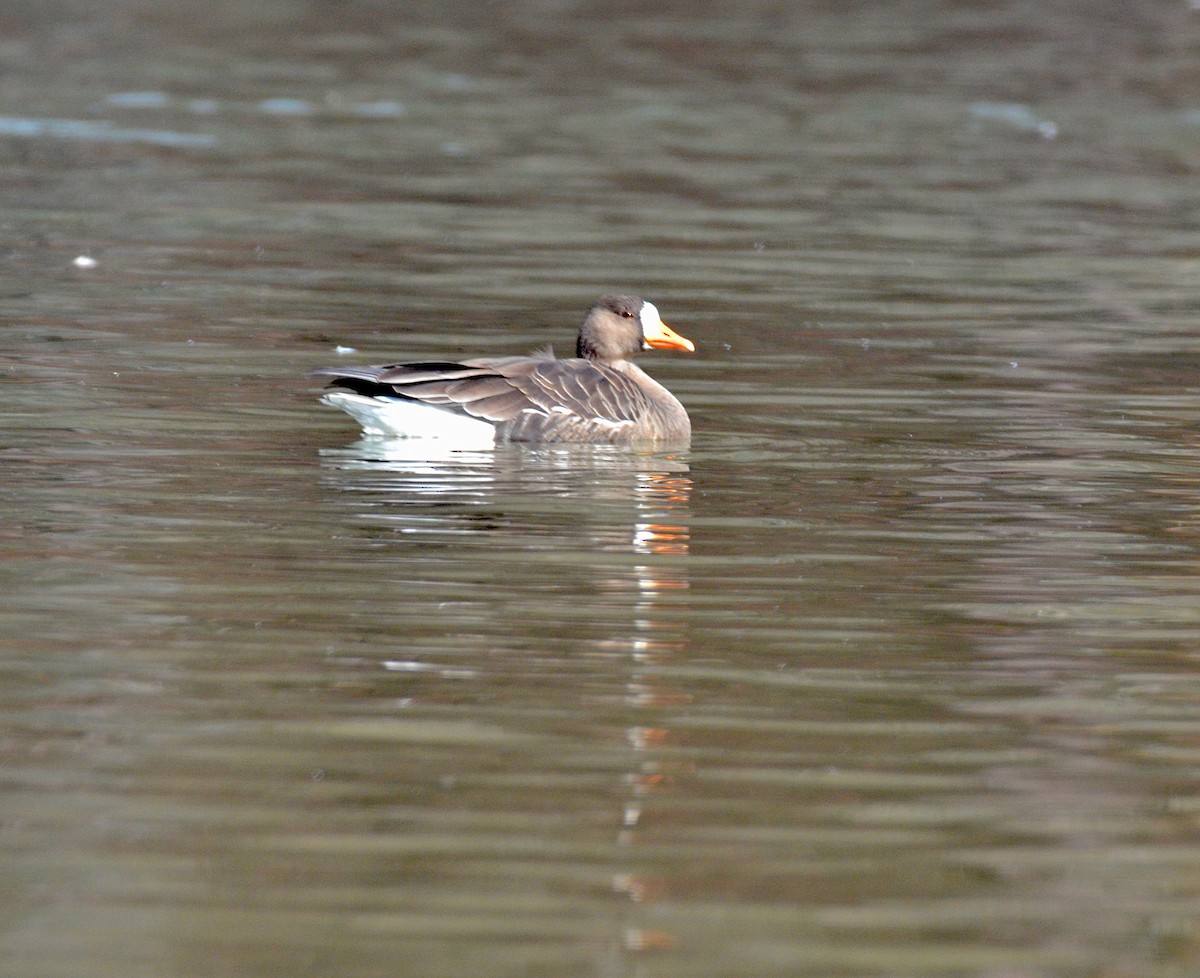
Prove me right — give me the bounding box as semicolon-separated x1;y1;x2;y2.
576;294;695;363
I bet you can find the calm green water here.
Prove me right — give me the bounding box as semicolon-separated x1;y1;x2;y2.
5;2;1200;976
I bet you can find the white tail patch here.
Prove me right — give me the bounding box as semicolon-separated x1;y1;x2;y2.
321;392;497;448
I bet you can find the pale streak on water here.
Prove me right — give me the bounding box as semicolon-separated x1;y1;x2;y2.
4;1;1200;976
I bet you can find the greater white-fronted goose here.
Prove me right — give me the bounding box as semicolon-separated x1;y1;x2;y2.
313;294;695;446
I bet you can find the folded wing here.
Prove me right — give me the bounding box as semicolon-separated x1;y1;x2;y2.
313;356;653;442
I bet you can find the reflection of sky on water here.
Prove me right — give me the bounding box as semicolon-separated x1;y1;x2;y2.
0;91;410;151
0;115;217;148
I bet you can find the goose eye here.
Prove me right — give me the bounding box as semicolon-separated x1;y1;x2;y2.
621;310;634;318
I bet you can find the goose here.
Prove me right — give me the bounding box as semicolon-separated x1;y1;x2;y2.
313;294;694;446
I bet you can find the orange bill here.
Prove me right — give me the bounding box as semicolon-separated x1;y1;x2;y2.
643;319;696;352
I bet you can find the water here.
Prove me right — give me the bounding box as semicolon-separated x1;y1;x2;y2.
5;1;1200;976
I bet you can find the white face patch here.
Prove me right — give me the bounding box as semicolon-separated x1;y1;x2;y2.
639;301;663;342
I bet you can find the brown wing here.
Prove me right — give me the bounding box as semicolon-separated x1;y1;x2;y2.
312;360;525;421
490;358;652;442
313;356;652;442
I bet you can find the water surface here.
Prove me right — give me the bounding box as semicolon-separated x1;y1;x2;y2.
5;2;1200;976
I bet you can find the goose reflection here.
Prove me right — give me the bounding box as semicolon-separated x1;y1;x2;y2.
319;438;690;557
319;438;690;954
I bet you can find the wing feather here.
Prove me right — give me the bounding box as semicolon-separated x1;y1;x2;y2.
511;361;649;423
315;354;664;443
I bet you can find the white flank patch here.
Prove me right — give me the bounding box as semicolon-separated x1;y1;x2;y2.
543;405;634;434
596;418;635;431
321;392;496;448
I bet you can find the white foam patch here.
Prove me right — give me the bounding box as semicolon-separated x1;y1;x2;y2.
321;392;496;447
